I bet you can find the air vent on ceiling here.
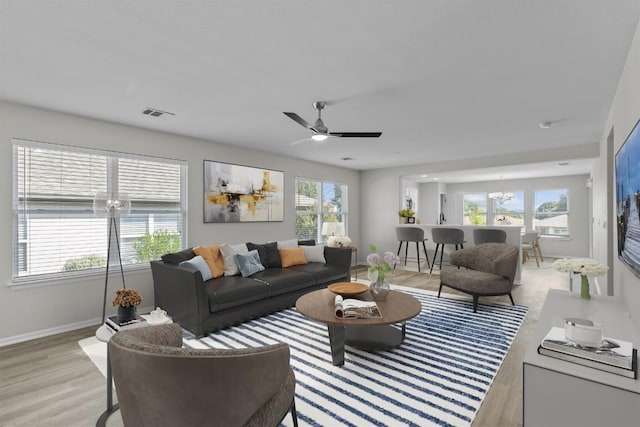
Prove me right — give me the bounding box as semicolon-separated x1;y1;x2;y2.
557;162;570;167
142;107;175;117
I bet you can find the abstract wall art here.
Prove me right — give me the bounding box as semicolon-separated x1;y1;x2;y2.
203;160;284;223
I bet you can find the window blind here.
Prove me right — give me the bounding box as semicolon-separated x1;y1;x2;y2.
12;139;187;283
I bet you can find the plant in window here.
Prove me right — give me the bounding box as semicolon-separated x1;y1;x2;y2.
132;230;181;262
398;208;415;218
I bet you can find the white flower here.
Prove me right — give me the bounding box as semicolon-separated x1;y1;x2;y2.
552;258;609;276
327;235;352;248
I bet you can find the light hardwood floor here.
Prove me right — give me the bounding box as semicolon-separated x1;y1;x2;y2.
0;259;567;427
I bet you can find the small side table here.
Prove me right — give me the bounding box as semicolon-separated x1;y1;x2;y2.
95;325;118;427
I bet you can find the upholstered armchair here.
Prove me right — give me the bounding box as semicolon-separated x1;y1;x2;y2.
438;243;519;312
108;323;298;427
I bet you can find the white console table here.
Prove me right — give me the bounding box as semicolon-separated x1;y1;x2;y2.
523;290;640;426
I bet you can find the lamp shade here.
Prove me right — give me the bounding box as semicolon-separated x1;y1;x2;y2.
321;222;345;236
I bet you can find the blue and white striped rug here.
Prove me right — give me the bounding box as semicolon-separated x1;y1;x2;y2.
182;286;528;427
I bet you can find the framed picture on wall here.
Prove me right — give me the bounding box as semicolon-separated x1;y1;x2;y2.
203;160;284;223
408;217;416;224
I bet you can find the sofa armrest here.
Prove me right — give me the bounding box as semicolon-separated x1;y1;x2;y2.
150;260;210;335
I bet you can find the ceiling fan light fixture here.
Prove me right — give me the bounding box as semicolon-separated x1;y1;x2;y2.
312;134;328;142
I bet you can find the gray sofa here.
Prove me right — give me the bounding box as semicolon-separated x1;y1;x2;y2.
150;244;352;337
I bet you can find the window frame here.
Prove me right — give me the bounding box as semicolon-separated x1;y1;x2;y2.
533;188;570;237
462;192;488;225
11;139;187;286
294;177;348;243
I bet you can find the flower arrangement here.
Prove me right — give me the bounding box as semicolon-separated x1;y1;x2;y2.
366;245;400;282
112;288;142;308
552;258;609;276
552;258;608;299
398;208;415;218
327;235;352;248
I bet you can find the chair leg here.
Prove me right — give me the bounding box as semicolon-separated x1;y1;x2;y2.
430;244;440;274
395;241;403;270
508;293;515;306
415;241;421;272
439;244;445;270
438;283;443;298
473;295;479;313
290;399;298;427
404;241;409;266
422;240;430;270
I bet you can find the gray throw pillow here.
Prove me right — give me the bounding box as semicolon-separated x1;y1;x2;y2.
179;255;213;281
235;250;266;277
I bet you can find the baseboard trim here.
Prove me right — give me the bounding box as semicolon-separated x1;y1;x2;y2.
0;304;155;347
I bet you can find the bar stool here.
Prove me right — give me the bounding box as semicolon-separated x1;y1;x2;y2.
473;229;507;244
395;227;431;272
430;227;465;274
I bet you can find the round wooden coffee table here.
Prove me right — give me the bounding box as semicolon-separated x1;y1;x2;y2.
296;288;422;366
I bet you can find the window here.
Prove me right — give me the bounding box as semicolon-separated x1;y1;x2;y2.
295;178;348;242
463;193;487;225
534;189;569;236
12;139;187;283
493;191;525;225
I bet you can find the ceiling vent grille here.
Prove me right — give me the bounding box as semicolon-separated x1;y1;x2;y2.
142;107;175;117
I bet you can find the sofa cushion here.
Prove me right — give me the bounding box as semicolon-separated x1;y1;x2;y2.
235;250;266;277
220;243;249;276
251;268;316;296
206;276;271;312
193;245;225;278
161;248;194;265
179;256;212;281
246;242;281;268
279;247;307;268
302;245;325;263
287;263;348;284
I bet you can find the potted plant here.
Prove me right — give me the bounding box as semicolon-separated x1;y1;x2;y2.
398;208;415;224
112;288;142;322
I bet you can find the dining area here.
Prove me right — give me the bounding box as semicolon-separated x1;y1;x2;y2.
395;224;540;284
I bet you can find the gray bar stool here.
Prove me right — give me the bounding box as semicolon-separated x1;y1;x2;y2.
473;229;507;244
430;227;465;274
395;227;431;272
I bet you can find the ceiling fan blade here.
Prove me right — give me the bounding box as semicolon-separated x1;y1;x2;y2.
283;112;319;133
328;132;382;138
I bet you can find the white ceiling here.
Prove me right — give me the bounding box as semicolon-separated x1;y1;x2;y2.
1;1;638;181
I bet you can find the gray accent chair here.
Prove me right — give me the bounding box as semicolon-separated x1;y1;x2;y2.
395;227;430;272
430;227;465;274
473;228;507;244
438;243;519;312
109;324;298;427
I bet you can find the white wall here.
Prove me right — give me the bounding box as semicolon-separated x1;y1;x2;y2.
0;101;360;343
594;19;640;329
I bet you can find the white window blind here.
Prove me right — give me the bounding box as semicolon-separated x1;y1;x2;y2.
12;139;187;283
295;177;348;242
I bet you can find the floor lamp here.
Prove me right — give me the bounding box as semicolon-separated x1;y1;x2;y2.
93;192;131;324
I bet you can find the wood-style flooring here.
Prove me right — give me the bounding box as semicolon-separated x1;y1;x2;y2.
0;259;567;427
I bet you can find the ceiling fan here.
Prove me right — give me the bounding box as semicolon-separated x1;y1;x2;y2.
283;101;382;142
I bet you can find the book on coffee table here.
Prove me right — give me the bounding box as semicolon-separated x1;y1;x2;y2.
334;295;382;319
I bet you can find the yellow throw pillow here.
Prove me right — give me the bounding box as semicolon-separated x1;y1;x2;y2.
193;245;225;278
279;247;307;268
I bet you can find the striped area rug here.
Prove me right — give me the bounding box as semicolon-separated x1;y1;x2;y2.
183;286;528;427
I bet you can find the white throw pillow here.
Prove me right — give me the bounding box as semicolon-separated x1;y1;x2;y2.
219;243;249;276
303;245;326;263
277;238;298;249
